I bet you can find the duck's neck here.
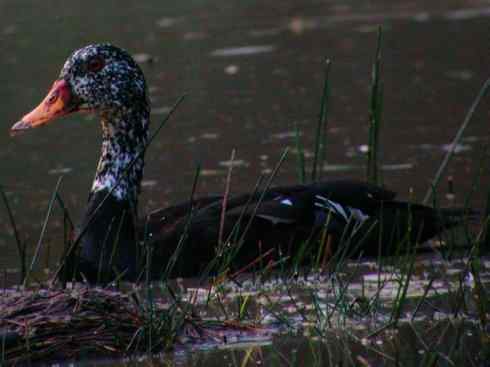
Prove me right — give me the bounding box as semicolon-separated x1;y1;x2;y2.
90;105;150;208
75;104;150;283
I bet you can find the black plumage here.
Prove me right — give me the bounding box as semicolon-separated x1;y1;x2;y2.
70;180;469;283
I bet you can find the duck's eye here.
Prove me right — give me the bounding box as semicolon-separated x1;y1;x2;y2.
87;57;105;73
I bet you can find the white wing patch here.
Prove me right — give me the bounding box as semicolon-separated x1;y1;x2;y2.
348;207;370;222
280;198;293;206
315;195;369;223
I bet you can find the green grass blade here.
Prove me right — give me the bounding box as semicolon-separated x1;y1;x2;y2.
294;121;306;184
367;26;383;185
423;78;490;204
24;176;63;286
311;59;332;182
0;185;26;283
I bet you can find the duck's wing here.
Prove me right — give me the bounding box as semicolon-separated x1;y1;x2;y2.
146;180;393;236
220;180;393;225
307;180;396;207
144;195;223;236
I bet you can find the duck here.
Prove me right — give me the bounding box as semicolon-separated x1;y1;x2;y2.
10;44;472;283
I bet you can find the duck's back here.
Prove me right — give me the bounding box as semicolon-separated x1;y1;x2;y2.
146;180;459;277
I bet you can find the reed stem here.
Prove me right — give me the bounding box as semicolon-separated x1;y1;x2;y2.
311;59;332;182
423;78;490;204
367;26;383;185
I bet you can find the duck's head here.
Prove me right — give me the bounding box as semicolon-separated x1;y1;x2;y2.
11;43;148;132
11;44;151;203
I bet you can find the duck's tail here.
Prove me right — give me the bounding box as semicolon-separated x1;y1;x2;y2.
437;207;480;228
360;203;480;256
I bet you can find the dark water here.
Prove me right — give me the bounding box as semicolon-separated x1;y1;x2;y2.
1;1;490;365
1;0;490;270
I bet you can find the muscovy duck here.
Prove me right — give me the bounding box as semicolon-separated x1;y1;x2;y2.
10;44;470;283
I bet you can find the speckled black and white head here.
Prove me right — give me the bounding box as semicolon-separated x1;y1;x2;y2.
59;44;148;114
11;43;151;205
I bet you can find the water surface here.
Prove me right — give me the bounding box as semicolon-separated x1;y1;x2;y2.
1;0;490;365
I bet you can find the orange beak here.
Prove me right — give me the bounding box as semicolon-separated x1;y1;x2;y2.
11;79;78;134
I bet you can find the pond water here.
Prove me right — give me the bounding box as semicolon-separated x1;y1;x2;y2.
1;0;490;365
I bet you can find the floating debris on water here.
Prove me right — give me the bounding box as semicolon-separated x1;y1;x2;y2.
271;131;300;140
156;17;181;28
291;148;313;158
132;53;155;64
141;179;158;188
444;7;490;20
288;17;319;34
218;159;250;168
356;24;380;33
381;163;414;171
210;45;275;57
416;143;435;151
363;272;398;283
152;106;172;115
445;69;474;81
2;25;17;35
413;143;473;153
224;64;239;75
441;143;472;153
357;144;369;153
322;164;359;172
48;167;72;175
413;12;430;22
188;133;220;142
200;169;224;176
183;32;207;41
462;136;480;143
201;132;220;140
249;28;282;37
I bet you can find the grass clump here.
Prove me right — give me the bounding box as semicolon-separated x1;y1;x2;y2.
0;287;178;363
